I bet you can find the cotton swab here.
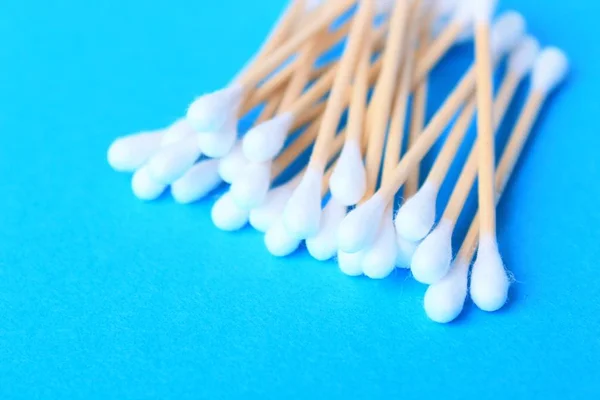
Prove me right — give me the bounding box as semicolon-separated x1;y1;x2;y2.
282;0;375;240
170;159;223;204
472;1;500;287
425;48;569;322
186;0;355;136
470;48;569;312
362;4;422;279
265;162;337;257
328;25;372;207
249;177;300;233
337;12;524;255
410;36;537;285
107;129;164;173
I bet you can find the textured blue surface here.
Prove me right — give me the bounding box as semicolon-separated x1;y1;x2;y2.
1;0;599;398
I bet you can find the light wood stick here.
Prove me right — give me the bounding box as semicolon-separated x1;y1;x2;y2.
411;21;463;89
455;90;546;265
241;22;389;115
404;12;433;198
232;0;308;85
344;19;372;147
308;0;374;171
364;0;412;195
272;119;321;177
236;0;355;89
383;7;420;184
377;65;478;203
474;20;497;236
441;71;522;223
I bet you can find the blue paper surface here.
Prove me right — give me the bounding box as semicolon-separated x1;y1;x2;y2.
1;0;599;398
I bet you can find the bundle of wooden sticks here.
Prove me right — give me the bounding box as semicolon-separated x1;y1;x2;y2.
107;0;568;323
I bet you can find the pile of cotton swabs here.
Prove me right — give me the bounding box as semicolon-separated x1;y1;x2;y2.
107;0;568;323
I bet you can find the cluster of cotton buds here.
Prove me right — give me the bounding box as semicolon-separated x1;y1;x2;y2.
107;0;568;323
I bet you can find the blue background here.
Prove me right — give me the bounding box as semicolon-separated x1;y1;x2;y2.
1;0;599;398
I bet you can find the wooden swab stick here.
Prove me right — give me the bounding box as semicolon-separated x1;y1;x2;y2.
232;0;311;85
328;20;373;206
241;20;390;113
404;12;433;198
424;48;569;323
364;0;412;196
473;1;497;242
282;0;375;240
406;39;540;283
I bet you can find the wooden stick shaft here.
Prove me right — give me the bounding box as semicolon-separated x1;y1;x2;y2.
442;72;522;222
321;131;347;194
456;91;546;264
278;32;324;112
273;118;321;177
378;65;477;202
404;12;432;197
346;29;372;144
383;9;420;184
474;24;498;235
411;21;463;89
237;0;355;89
309;0;374;169
233;0;307;85
241;23;388;116
365;0;412;194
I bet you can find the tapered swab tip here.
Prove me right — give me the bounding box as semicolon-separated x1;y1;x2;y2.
242;113;294;163
283;167;324;239
265;219;301;257
171;159;222;204
508;36;541;79
131;166;167;201
362;217;397;279
249;184;295;232
230;162;272;210
186;85;243;132
146;136;202;185
337;249;365;277
411;219;454;285
470;235;511;312
532;48;569;94
491;12;526;60
472;0;496;23
424;261;469;323
329;140;367;206
394;182;438;242
306;198;347;261
107;131;163;172
211;192;249;231
337;194;386;253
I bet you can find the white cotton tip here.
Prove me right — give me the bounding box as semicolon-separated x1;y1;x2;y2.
283;167;324;239
337;249;365;277
508;36;541;80
131;165;167;201
186;84;243;133
230;161;272;210
490;12;526;61
471;0;495;23
242;113;294;163
171;159;222;204
197;128;238;159
161;118;196;146
146;135;202;185
338;193;386;253
265;219;302;257
470;234;511;312
424;260;469;323
394;181;438;242
249;182;296;232
396;235;419;269
329;140;367;206
452;0;477;26
411;218;454;284
218;141;248;184
306;198;347;261
362;216;397;279
107;130;164;172
532;47;569;94
211;191;249;231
